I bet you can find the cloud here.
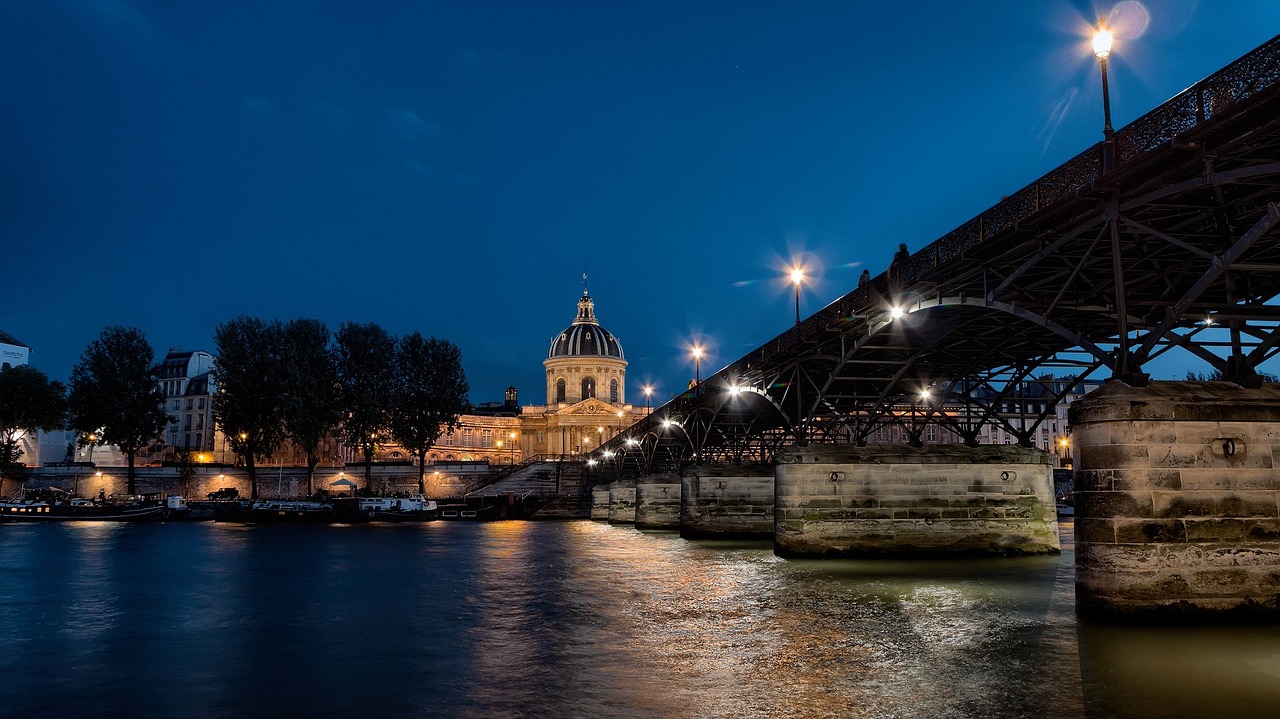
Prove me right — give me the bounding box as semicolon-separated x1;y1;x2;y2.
388;107;440;142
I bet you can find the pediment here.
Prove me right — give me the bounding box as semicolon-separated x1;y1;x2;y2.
560;398;620;416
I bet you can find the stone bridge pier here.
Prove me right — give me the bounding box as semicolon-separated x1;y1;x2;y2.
635;474;681;530
774;444;1059;557
1071;381;1280;619
680;464;774;539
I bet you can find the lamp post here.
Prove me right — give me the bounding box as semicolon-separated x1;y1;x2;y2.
1093;22;1115;171
508;431;516;465
643;385;653;413
691;345;704;395
790;266;804;325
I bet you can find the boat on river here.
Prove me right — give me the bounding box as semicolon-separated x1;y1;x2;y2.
0;495;170;522
213;499;335;523
347;496;438;522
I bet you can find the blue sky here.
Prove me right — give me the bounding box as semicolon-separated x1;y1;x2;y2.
4;1;1278;403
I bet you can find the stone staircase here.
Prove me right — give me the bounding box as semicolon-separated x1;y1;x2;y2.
466;461;584;498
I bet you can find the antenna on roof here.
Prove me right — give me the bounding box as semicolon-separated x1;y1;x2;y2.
582;270;589;296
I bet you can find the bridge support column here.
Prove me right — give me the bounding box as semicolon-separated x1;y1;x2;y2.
635;474;681;530
608;481;636;524
1071;381;1280;618
590;485;610;521
775;444;1058;557
680;465;774;539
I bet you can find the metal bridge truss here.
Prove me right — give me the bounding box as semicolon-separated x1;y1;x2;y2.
591;34;1280;479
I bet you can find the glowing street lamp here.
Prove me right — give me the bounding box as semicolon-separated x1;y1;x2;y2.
643;385;653;412
508;431;517;465
1093;22;1116;169
790;266;804;324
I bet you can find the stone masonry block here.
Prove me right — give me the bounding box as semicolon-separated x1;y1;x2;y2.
1079;443;1148;471
1150;491;1217;519
1217;492;1280;518
1182;518;1247;543
1113;518;1187;544
1079;490;1153;519
1075;518;1117;545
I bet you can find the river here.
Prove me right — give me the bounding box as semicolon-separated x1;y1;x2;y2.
1;519;1278;718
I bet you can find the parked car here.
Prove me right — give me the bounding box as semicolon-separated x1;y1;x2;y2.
207;487;239;501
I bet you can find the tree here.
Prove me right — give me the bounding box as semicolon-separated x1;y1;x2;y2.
335;322;396;492
0;365;68;482
176;449;197;497
213;316;287;499
390;333;470;494
68;326;170;494
280;319;342;495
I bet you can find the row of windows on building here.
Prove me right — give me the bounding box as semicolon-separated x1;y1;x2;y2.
169;397;207;411
554;377;619;403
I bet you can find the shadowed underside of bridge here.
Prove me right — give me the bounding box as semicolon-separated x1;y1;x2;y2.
598;34;1280;477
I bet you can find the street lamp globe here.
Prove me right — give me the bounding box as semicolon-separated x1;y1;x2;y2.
1092;27;1113;58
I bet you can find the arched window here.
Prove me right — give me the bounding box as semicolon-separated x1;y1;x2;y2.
610;379;619;403
582;377;596;399
556;378;566;403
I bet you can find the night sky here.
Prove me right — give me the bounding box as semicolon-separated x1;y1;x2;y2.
5;1;1278;404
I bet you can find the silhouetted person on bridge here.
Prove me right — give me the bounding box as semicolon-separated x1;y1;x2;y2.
888;243;909;285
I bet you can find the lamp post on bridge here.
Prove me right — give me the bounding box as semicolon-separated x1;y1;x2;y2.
643;385;653;413
790;266;804;325
691;345;704;396
1093;22;1115;172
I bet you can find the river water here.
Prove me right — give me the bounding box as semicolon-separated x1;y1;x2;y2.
1;520;1278;718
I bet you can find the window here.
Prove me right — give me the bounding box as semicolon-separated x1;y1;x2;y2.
195;432;202;448
462;429;472;446
186;398;194;410
481;430;492;447
198;398;206;409
582;377;595;399
610;379;618;403
555;378;566;403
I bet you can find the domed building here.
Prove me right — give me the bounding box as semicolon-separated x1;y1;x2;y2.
362;289;649;465
519;291;649;457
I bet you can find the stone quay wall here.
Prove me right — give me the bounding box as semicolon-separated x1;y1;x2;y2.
1071;380;1280;618
775;444;1058;557
11;464;476;500
680;464;774;539
635;475;681;530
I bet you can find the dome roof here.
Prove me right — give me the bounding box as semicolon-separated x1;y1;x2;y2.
547;293;625;360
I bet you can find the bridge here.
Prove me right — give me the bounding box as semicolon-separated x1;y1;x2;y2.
587;34;1280;619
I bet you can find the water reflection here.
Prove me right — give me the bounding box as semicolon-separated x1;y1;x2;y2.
0;520;1276;717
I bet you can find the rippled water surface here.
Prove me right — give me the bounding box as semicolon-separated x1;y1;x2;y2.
2;520;1279;718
